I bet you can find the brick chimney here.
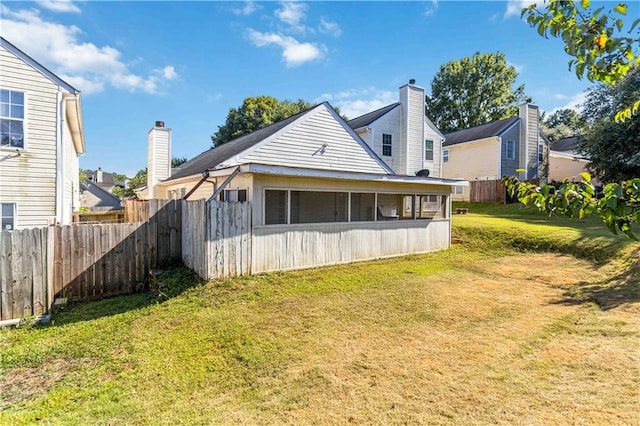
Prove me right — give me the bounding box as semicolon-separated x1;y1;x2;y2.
147;121;171;199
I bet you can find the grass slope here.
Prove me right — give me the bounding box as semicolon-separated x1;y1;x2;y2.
1;205;638;425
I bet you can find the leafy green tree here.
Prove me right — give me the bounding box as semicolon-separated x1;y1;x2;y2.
172;157;188;168
580;67;640;182
425;52;530;133
504;0;640;239
212;96;313;147
541;108;588;142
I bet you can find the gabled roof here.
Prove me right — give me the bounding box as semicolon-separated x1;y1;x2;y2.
347;103;400;129
0;36;78;94
80;181;122;209
551;135;586;152
443;117;520;147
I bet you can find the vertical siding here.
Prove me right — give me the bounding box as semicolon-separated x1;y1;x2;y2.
405;86;425;176
61;122;79;224
239;105;389;174
519;104;540;179
147;127;171;198
0;46;59;229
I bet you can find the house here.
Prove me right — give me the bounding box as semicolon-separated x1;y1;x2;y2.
0;37;85;229
441;104;548;201
86;167;125;193
79;181;123;211
138;82;465;272
548;135;594;184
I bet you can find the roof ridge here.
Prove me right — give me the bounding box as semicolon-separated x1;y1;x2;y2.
445;116;518;136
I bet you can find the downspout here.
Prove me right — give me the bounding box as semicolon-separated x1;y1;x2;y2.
55;91;64;225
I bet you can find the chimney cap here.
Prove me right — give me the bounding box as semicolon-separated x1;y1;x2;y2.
409;79;416;85
155;121;165;128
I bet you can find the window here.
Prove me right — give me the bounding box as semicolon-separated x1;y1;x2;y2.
453;186;464;195
538;144;544;162
265;190;288;224
1;203;15;230
351;193;375;221
220;189;247;202
416;195;446;219
443;149;449;163
290;191;348;224
0;89;24;149
425;139;434;161
382;134;392;156
506;140;515;160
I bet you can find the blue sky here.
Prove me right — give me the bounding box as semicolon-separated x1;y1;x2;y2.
2;0;638;177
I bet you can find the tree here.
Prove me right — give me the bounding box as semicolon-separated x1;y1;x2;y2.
172;157;188;168
425;52;530;133
541;108;587;142
212;96;313;147
504;1;640;239
580;67;640;182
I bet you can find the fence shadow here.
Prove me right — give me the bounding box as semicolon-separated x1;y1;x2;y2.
50;266;204;325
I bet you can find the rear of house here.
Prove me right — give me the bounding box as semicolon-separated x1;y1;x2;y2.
0;37;85;229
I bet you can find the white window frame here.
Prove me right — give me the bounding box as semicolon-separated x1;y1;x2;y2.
538;144;544;162
506;140;515;160
382;134;392;156
1;202;16;230
0;88;26;150
425;139;434;161
443;149;449;163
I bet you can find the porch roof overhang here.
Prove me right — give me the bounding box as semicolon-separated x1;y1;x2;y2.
212;163;469;188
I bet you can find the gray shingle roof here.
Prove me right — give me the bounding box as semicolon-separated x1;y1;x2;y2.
166;104;320;182
443;117;520;147
347;103;400;129
551;135;585;152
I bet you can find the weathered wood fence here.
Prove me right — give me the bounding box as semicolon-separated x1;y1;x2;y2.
182;200;252;280
0;200;181;324
469;179;507;203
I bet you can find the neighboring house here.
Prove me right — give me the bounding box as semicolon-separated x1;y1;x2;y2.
441;104;548;201
87;167;125;193
137;95;465;272
80;181;123;211
347;79;445;178
548;135;593;184
0;37;85;229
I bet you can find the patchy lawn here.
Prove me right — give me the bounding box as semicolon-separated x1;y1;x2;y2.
1;205;639;425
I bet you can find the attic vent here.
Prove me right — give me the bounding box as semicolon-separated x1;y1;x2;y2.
409;79;416;85
155;121;165;128
415;169;430;177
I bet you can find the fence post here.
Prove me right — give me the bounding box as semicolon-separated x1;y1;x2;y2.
46;226;55;315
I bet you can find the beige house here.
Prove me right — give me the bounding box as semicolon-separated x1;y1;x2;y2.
548;135;594;184
441;104;548;201
0;37;85;229
139;97;466;268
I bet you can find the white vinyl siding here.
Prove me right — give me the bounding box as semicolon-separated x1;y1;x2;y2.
364;106;402;173
404;85;425;176
239;105;390;174
0;45;60;228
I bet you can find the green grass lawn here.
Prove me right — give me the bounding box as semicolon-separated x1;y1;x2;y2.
1;204;639;425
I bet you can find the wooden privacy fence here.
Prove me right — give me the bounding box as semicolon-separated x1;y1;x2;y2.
0;200;182;324
182;200;252;280
470;179;507;203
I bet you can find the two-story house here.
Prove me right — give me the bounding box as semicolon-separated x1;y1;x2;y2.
0;37;85;229
441;104;549;201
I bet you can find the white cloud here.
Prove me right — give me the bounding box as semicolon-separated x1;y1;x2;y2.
206;93;223;103
554;91;586;113
318;17;341;37
504;0;541;18
246;29;325;67
0;6;178;95
275;1;309;34
424;0;438;17
315;88;397;119
232;1;259;16
36;0;81;14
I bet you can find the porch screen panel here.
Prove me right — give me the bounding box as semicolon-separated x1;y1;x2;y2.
417;195;446;219
265;190;288;224
350;193;375;221
290;191;348;224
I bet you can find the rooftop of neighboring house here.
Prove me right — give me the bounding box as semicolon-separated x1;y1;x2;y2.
346;103;401;129
88;168;125;189
551;135;586;152
80;180;123;209
443;117;520;147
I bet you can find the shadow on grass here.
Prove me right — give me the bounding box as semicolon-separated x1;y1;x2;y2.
51;266;205;325
552;248;640;311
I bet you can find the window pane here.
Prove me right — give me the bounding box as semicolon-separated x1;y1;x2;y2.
376;193;400;220
1;134;9;146
2;218;13;230
10;91;24;105
290;191;348;224
351;193;375;221
0;90;9;103
0;104;9;117
265;190;288;224
418;195;446;219
10;105;23;119
238;189;247;202
2;204;13;216
10;120;23;134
